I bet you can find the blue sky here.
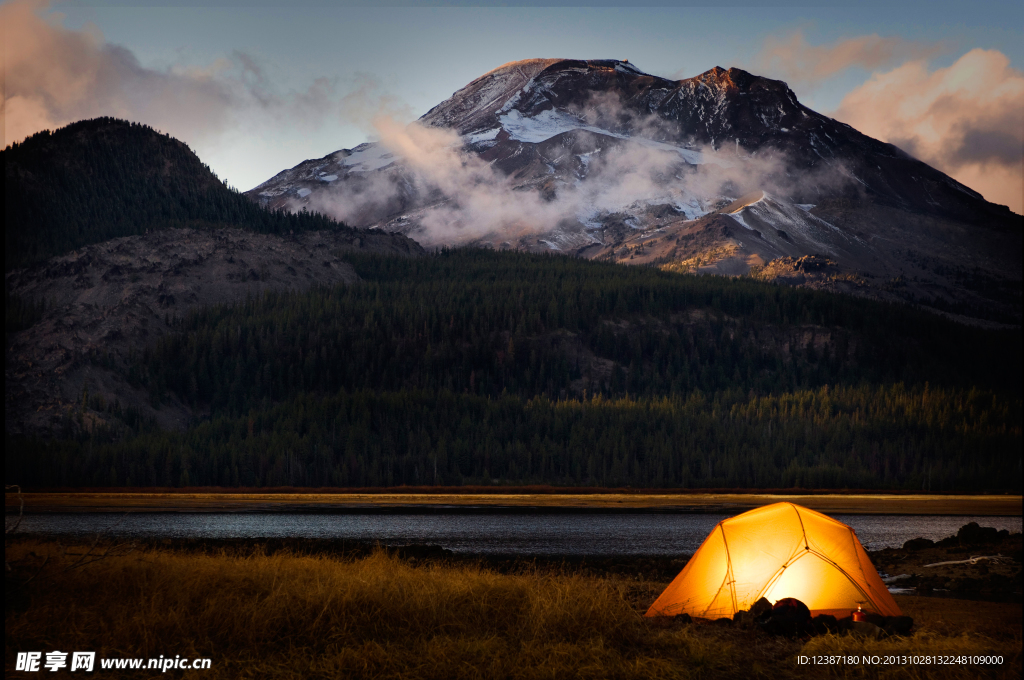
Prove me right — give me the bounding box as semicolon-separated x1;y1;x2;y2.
5;0;1023;205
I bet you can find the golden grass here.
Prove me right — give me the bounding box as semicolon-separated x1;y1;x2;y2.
5;540;1021;679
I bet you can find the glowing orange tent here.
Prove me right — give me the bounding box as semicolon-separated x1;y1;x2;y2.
646;502;901;619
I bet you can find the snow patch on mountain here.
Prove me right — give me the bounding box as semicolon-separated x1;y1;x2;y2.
728;211;755;231
467;128;500;144
673;197;715;221
499;109;593;144
498;109;711;166
342;143;396;172
633;137;710;166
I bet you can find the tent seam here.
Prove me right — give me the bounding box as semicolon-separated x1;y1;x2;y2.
849;527;869;581
720;523;738;614
792;503;810;551
701;523;735;618
806;547;876;611
753;548;808;603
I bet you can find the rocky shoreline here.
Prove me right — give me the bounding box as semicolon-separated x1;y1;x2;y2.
871;522;1022;602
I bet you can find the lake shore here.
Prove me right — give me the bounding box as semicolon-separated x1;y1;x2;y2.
6;491;1022;515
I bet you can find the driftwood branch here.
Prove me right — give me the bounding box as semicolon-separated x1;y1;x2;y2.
62;513;135;572
922;554;1008;568
7;509;135;585
5;484;25;537
5;484;26;574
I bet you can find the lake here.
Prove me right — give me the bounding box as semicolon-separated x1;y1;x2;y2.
11;512;1021;556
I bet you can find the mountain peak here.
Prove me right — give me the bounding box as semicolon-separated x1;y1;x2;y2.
247;57;1021;325
688;65;787;94
422;58;655;132
482;58;648;78
317;57;1012;226
477;58;562;81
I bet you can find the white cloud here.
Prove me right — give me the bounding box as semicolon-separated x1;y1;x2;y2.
757;30;947;85
833;49;1024;213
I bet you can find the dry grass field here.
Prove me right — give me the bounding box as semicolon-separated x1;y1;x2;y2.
5;539;1020;679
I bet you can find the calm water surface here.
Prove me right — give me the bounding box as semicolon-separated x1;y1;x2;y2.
12;513;1021;556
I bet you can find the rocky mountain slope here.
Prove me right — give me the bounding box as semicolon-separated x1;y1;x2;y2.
248;59;1021;324
5;228;416;436
5;119;422;436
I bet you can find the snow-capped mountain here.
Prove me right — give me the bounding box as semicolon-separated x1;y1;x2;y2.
247;59;1021;323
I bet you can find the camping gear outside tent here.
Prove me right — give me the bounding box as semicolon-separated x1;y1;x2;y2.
646;502;902;619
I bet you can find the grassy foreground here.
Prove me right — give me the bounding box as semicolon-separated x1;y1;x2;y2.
5;540;1021;679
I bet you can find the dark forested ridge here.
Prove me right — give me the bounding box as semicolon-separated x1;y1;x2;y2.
3;118;349;270
9;250;1020;491
142;249;1019;411
12;386;1019;491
